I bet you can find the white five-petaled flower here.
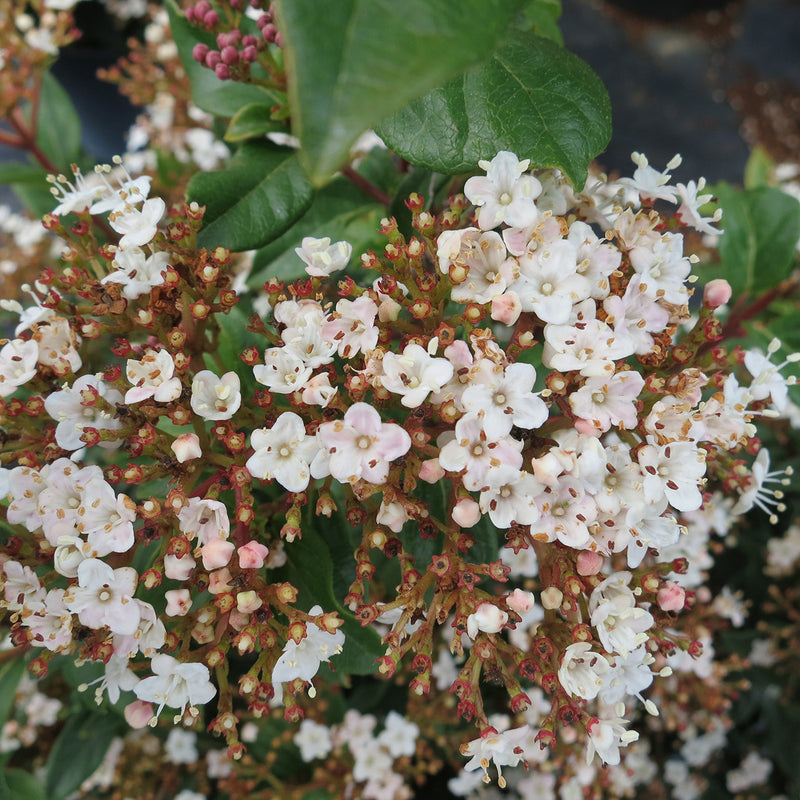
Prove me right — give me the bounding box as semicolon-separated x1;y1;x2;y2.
134;653;216;723
464;150;542;230
108;197;166;249
190;370;241;420
272;605;345;696
64;558;141;636
125;348;182;404
313;402;411;485
246;412;318;492
295;236;352;277
558;642;611;700
379;343;454;408
0;339;38;397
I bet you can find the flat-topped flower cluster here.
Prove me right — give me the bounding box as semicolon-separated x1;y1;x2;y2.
0;149;795;797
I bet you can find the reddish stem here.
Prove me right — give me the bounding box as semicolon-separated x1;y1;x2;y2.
342;165;391;207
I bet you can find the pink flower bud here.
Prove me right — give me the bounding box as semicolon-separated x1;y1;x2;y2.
703;279;732;309
201;539;235;570
466;602;508;639
236;590;262;614
452;498;481;528
573;417;600;436
208;567;233;595
376;500;408;533
228;609;250;631
378;297;402;322
419;458;445;484
171;433;202;463
163;553;196;580
507;588;535;614
165;588;192;616
124;700;155;729
238;540;269;569
576;550;604;576
490;290;522;326
657;580;686;612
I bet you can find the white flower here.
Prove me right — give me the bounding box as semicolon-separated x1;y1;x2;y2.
464;151;541;230
744;338;800;411
101;248;169;299
190;370;241;420
134;653;216;723
589;572;654;657
253;347;313;394
125;349;182;404
313;402;411;485
619;151;681;203
64;558;141;636
377;710;419;758
246;412;318;492
295;236;352;277
638;440;706;512
466;602;508;639
108;197;166;249
0;339;38;397
272;605;345;693
321;296;379;359
44;373;123;451
460;725;530;787
177;497;230;545
558;642;611;700
379;344;454;408
294;719;333;762
585;716;639;765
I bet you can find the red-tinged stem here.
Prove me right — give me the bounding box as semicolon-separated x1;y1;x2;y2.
720;278;799;341
9;106;59;174
0;129;24;147
0;644;29;664
342;165;391;207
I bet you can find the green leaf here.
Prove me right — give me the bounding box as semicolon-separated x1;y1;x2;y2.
0;657;26;732
714;183;800;296
2;769;47;800
34;72;82;173
377;32;611;188
187;142;314;251
0;162;48;186
166;0;278;118
743;146;775;190
519;0;563;44
284;509;383;675
224;103;288;142
249;178;385;286
44;711;122;800
276;0;528;186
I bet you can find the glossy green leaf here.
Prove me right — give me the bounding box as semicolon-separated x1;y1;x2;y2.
285;507;383;675
35;72;82;172
0;162;48;185
2;769;47;800
519;0;563;44
166;0;278;118
715;183;800;296
0;657;26;733
224;103;288;142
45;711;122;800
187;142;314;250
743;146;775;190
276;0;528;186
377;33;611;188
249;178;385;286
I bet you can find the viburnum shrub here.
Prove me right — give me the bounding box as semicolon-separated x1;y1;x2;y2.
3;1;800;799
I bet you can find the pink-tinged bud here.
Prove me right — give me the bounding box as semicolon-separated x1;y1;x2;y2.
574;417;601;437
228;609;250;631
466;602;508;639
202;539;235;570
507;588;535;614
215;63;230;80
125;700;155;729
419;458;445;484
541;587;563;610
205;50;221;69
376;500;408;533
208;567;233;594
221;45;239;65
576;550;604;576
165;588;192;616
192;43;209;63
171;433;202;463
490;290;522;326
657;580;686;612
236;590;262;614
238;541;269;569
703;278;732;309
163;553;196;580
378;297;402;322
452;498;481;528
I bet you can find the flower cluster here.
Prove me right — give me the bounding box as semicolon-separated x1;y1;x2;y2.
0;145;797;800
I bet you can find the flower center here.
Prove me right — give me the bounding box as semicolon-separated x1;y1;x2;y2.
356;435;372;450
498;191;513;205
